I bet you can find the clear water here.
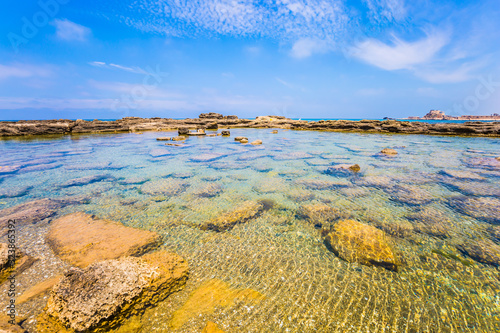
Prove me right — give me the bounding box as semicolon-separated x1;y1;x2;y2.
1;129;499;332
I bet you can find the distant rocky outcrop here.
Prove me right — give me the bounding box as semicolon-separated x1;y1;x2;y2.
1;115;499;137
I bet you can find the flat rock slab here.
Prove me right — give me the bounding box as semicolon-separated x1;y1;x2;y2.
149;148;173;157
201;201;265;232
38;251;188;332
448;196;500;225
385;185;433;206
0;165;22;174
140;179;190;196
60;174;114;188
456;240;500;266
192;184;223;198
189;153;225;162
0;198;62;233
0;185;32;199
325;219;398;271
439;169;485;180
46;212;162;268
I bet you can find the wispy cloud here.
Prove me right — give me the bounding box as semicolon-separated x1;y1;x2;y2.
290;38;328;59
350;31;449;71
89;61;147;74
0;64;52;80
363;0;407;23
52;19;91;42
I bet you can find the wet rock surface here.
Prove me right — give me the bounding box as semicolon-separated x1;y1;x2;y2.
448;196;500;224
201;201;266;232
324;219;398;271
456;240;500;266
140;179;190;196
38;251;189;332
46;212;162;268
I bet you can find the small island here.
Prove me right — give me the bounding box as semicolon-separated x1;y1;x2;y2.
407;110;500;121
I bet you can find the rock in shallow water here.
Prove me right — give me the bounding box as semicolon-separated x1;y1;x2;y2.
201;200;268;232
46;212;162;268
380;148;398;155
325;219;398;271
456;240;500;266
448;196;500;225
0;185;32;199
140;179;190;196
38;251;189;332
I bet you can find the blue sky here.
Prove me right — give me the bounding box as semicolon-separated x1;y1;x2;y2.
0;0;499;120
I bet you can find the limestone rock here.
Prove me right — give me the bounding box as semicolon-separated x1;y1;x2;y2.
221;130;230;136
46;212;162;268
39;251;188;332
172;136;187;141
380;148;397;155
193;184;223;198
385;185;433;206
199;112;223;119
156;137;171;141
439;169;484;180
271;130;278;134
201;201;265;232
234;136;248;142
325;220;398;271
189;153;225;162
240;139;249;144
406;207;452;238
178;128;190;135
17;275;62;305
140;179;189;196
250;140;263;145
206;122;218;130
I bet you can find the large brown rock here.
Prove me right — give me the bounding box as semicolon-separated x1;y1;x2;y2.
201;201;266;232
325;220;398;271
46;212;162;268
0;314;26;333
38;251;189;332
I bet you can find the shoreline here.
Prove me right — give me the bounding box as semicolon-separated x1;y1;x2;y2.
1;115;500;138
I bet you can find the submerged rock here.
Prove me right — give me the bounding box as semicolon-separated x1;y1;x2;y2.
324;219;398;271
271;130;278;134
60;174;114;188
189;153;225;162
0;165;22;174
406;207;453;238
201;200;266;232
295;179;348;190
456;240;500;266
297;204;346;228
439;169;484;180
193;183;224;198
448;196;500;224
0;243;38;284
46;212;162;268
487;226;500;243
140;179;190;196
380;148;398;155
326;164;361;175
0;314;26;333
149;148;172;157
385;185;433;206
38;251;189;332
0;185;32;199
0;198;78;233
169;279;263;330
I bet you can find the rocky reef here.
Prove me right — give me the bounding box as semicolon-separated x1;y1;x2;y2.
1;113;500;137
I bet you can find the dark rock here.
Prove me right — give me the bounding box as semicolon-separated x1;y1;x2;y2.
456;240;500;266
221;130;230;136
206;122;218;130
178;128;190;135
234;136;248;142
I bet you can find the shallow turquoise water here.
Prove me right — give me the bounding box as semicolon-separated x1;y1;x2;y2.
1;129;500;332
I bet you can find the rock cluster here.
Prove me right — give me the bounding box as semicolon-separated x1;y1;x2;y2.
3;117;499;137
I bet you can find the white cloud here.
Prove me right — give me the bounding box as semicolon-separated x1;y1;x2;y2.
0;64;52;80
89;61;147;74
351;31;449;71
290;38;328;59
363;0;407;22
53;19;91;42
415;61;482;84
